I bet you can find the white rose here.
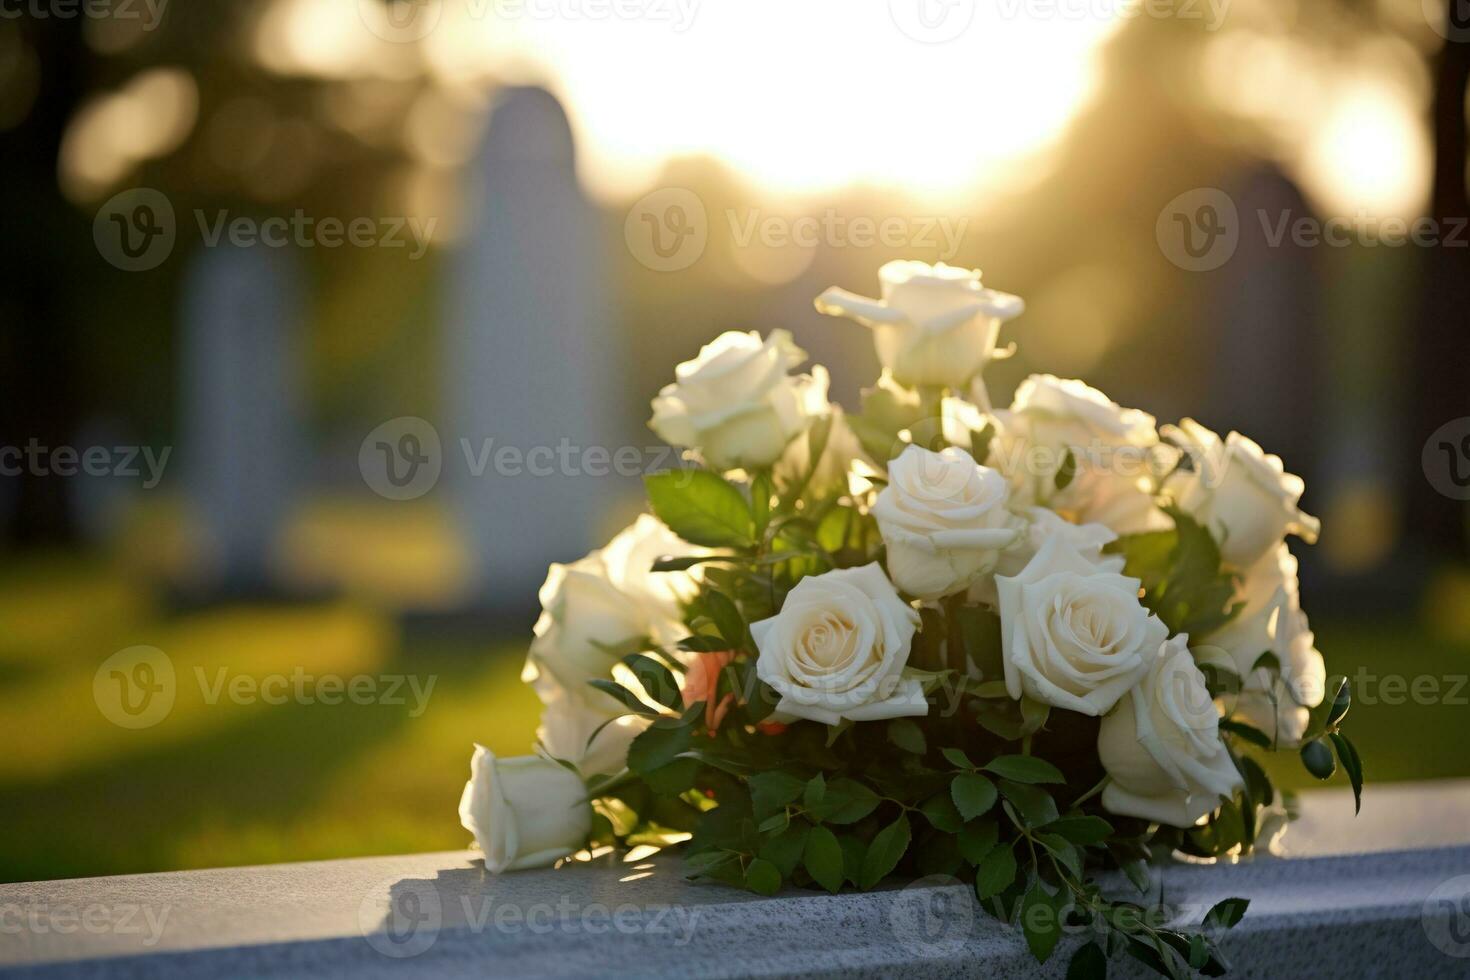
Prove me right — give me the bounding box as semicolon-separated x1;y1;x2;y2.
993;375;1170;536
970;507;1124;606
774;404;872;496
996;534;1168;715
1163;419;1320;570
752;563;924;725
1098;636;1244;828
872;444;1023;600
814;260;1024;389
649;329;830;472
1203;544;1325;746
458;745;592;873
537;695;648;777
599;514;706;623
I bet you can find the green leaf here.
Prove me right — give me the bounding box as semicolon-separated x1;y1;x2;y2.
626;718;694;774
952;772;999;821
1203;897;1250;930
586;679;660;716
677;634;734;653
954;604;1005;680
803;826;844;893
858;813;912;889
1066;941;1108;980
940;747;973;769
744;857;781;896
751;470;774;530
1045;815;1114;845
703;589;750;651
999;780;1059;827
1035;833;1084;881
643;756;701;796
984;755;1065;784
1020;880;1068;963
621;653;682;709
803;773;826;810
888;718;927;754
957;819;999;865
1250;650;1280;674
651;554;712;573
972;421;997;464
1306;674;1349;737
920;792;964;833
1326;678;1352;727
974;841;1017;899
1220;719;1272;749
758;824;809;878
916;832;963;877
1055;448;1077;491
1328;732;1364;814
1299;738;1336;780
757;811;790;834
645;470;755;548
807;777;880;825
749;771;807;819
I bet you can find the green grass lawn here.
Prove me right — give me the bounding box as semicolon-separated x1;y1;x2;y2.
1;556;1466;884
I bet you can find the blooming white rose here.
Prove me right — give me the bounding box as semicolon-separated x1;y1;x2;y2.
1163;419;1320;570
774;405;872;496
814;261;1024;389
992;375;1170;536
1203;544;1325;746
537;695;648;777
458;745;592;872
970;507;1125;606
649;329;830;472
1098;636;1244;828
873;444;1023;600
752;563;924;725
522;516;702;712
996;534;1168;715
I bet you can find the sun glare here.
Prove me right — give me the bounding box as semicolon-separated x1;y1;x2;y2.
423;0;1123;204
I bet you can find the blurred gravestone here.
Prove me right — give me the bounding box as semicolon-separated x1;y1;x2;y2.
444;87;619;610
179;243;303;597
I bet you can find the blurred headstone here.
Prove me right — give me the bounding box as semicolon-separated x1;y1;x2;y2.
179;243;304;596
444;87;619;609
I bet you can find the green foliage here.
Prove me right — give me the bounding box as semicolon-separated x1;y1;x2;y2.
644;470;755;548
1109;508;1240;638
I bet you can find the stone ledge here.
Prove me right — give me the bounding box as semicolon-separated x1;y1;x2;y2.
3;781;1469;979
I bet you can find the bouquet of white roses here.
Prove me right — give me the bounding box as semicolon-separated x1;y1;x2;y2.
459;260;1361;978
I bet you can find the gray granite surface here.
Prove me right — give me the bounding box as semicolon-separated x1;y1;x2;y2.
3;781;1470;978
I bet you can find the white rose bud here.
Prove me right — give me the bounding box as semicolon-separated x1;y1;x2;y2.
537;696;648;777
458;746;592;873
1098;636;1244;828
997;534;1168;715
752;563;924;725
873;444;1023;600
649;329;830;472
814;260;1023;390
1163;419;1320;570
